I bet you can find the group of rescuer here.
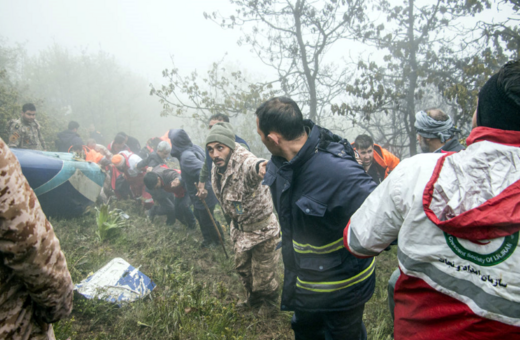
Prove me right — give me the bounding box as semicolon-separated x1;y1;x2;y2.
2;60;520;340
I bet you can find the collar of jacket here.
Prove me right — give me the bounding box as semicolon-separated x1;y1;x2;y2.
266;120;356;182
21;118;39;128
269;120;320;178
466;126;520;148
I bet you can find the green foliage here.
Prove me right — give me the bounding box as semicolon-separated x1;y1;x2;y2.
51;199;397;340
0;39;172;147
95;204;126;242
0;69;20;141
0;42;65;148
150;57;276;123
334;0;497;155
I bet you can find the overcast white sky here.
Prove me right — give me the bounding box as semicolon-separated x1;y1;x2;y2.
0;0;275;82
0;0;511;88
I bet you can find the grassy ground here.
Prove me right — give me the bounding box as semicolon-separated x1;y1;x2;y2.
50;200;396;340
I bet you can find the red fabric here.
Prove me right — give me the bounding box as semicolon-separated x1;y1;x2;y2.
117;152;146;199
466;127;520;147
111;166;120;191
394;273;520;340
343;221;374;259
423;153;520;241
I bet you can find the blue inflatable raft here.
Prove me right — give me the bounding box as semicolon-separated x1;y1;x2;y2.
11;148;106;218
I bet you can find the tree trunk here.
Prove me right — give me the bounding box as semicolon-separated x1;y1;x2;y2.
293;0;318;122
406;0;418;155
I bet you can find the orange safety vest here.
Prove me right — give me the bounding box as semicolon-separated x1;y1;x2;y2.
351;143;400;179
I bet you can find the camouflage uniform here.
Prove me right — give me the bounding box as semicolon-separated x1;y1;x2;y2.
0;138;73;339
211;143;280;306
8;118;46;150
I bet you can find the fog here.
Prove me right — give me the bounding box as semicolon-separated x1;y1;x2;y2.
0;0;273;80
0;0;516;157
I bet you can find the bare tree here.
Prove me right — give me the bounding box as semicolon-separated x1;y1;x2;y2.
205;0;367;123
335;0;486;155
150;56;276;124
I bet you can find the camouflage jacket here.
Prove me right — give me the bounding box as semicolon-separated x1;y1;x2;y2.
0;138;73;339
211;143;280;252
8;118;46;150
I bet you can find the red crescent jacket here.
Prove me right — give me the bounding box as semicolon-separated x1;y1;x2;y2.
345;127;520;339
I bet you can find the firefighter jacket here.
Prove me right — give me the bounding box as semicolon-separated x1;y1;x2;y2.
345;127;520;339
263;120;376;312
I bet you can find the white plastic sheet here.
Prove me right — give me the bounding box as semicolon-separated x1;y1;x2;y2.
75;258;156;305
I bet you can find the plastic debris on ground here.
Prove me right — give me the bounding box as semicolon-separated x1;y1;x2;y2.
74;257;156;305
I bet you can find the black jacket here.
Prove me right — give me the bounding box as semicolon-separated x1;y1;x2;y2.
263;120;377;312
126;136;141;154
168;129;218;209
137;152;165;169
437;138;465;153
56;130;84;152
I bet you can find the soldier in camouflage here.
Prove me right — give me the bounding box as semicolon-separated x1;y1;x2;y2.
199;122;280;308
0;137;73;339
8;103;46;150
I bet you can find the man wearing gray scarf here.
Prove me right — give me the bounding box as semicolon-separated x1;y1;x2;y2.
414;109;464;153
386;108;466;322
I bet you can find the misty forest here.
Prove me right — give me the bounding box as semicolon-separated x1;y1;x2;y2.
0;0;518;339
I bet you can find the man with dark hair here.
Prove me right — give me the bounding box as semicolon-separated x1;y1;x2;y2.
256;97;377;339
108;134;130;154
208;113;230;126
56;121;84;152
353;134;400;185
415;108;464;153
345;60;520;339
108;132;141;154
8;103;46;150
116;131;141;154
143;166;195;228
205;122;280;309
197;113;250;198
169;129;224;248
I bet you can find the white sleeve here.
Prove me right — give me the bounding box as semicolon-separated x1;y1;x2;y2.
345;162;406;257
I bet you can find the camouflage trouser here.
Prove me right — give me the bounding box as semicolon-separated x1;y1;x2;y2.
235;237;279;305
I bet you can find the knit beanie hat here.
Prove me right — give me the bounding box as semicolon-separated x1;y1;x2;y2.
205;122;236;150
477;62;520;131
111;154;125;167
